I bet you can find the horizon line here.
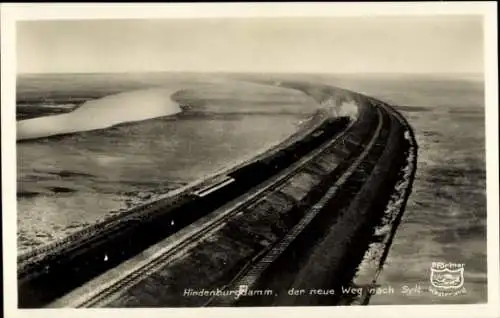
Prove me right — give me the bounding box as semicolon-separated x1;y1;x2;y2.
16;70;485;76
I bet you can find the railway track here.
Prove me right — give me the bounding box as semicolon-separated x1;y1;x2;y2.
19;81;416;308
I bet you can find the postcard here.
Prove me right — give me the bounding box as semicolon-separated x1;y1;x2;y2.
1;2;498;318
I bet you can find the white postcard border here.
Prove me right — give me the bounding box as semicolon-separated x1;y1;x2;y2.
1;2;498;318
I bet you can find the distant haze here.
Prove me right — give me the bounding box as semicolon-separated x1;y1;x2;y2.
17;16;483;75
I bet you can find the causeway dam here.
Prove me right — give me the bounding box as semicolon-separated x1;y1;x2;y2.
17;80;418;308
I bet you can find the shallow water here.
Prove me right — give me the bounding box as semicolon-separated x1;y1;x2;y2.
17;88;182;140
369;105;487;305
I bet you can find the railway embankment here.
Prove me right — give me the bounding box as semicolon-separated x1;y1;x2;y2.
18;81;417;308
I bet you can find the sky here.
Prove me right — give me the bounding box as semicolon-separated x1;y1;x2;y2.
16;16;484;74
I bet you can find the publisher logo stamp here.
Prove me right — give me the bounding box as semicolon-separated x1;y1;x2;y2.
429;262;467;296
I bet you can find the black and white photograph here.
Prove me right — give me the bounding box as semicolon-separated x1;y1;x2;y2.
1;3;499;318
